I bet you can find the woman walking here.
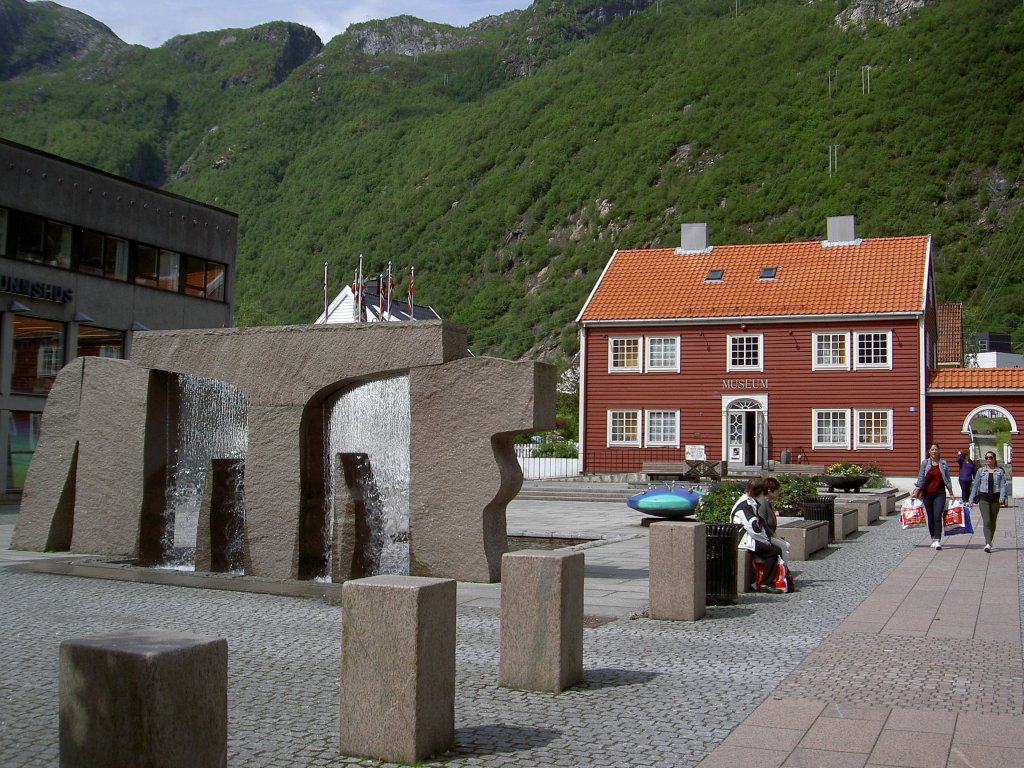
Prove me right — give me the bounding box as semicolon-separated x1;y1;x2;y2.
968;451;1008;553
914;443;953;550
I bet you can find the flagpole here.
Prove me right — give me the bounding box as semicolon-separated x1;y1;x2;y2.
358;254;364;322
322;261;328;323
407;266;414;320
386;261;393;319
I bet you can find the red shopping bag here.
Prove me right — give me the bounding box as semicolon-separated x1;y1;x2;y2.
753;559;795;593
900;498;925;529
943;500;974;536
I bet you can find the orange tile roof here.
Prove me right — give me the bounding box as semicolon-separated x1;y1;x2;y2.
936;303;963;364
578;236;931;322
929;368;1024;390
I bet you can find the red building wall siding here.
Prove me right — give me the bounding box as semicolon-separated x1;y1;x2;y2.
925;394;1024;469
581;318;924;475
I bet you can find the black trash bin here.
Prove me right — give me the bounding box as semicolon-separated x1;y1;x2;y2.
704;522;743;605
801;494;836;542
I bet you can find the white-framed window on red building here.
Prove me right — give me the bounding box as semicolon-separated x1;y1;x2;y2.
646;336;680;372
812;409;850;449
727;333;763;372
645;410;680;447
608;409;641;446
853;331;892;370
608;337;642;372
854;409;893;449
812;332;850;370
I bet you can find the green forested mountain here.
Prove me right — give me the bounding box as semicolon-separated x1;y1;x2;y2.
1;0;1023;365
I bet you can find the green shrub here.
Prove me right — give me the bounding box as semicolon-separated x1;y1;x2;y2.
776;475;817;515
532;441;579;459
695;482;743;523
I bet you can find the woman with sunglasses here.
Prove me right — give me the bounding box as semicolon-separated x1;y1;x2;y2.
967;451;1008;553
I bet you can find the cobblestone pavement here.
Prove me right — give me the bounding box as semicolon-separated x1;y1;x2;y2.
0;503;1018;767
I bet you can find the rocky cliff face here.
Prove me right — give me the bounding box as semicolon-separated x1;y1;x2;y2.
253;23;323;84
835;0;939;30
345;15;483;57
500;0;655;79
0;0;126;78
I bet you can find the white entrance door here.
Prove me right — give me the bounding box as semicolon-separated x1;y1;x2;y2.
723;397;767;470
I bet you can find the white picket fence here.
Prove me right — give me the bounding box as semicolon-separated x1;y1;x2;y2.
513;442;581;479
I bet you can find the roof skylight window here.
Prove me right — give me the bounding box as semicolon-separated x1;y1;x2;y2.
758;266;777;280
705;268;724;282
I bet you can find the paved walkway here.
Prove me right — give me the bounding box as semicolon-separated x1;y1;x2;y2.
0;498;1021;767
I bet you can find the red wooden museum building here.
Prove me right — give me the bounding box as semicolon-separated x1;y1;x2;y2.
576;216;1024;494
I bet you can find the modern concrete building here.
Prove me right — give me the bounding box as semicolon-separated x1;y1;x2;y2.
0;138;236;497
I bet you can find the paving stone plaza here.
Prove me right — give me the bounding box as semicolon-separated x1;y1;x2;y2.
1;494;1022;767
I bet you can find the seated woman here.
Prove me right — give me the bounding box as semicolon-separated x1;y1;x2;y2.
730;477;784;593
760;476;791;561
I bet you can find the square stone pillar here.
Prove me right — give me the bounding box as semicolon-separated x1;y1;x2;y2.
339;576;456;764
59;629;227;768
499;550;584;692
649;522;706;621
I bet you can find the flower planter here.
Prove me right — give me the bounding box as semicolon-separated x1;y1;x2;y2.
819;474;871;493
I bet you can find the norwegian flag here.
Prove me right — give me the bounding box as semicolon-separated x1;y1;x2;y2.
378;273;385;320
407;266;414;319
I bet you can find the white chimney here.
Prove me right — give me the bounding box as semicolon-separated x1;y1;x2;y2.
677;222;710;254
824;215;858;246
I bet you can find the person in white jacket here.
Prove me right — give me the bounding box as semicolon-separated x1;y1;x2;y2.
730;477;783;593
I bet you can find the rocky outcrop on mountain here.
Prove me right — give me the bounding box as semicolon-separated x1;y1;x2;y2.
835;0;939;30
253;23;323;84
163;22;322;90
500;0;655;78
345;16;482;57
0;0;126;78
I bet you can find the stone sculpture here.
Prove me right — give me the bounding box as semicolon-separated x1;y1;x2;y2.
13;321;555;583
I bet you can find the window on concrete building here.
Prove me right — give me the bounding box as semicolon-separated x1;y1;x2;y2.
77;325;124;359
854;331;892;370
813;332;850;370
6;411;41;492
135;245;180;291
812;409;850;448
727;333;763;371
78;229;128;281
11;316;64;394
608;337;642;372
608;409;641;446
646;410;680;447
184;256;227;301
0;207;8;256
646;336;679;372
855;409;893;449
14;212;71;268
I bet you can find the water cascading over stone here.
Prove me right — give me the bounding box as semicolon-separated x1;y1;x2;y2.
12;322;555;584
161;374;248;570
323;375;410;579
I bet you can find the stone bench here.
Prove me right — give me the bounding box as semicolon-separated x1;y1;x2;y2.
777;520;829;560
834;505;859;541
834;496;880;527
770;463;825;476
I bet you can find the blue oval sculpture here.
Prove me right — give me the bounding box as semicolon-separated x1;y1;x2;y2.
627;485;703;518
